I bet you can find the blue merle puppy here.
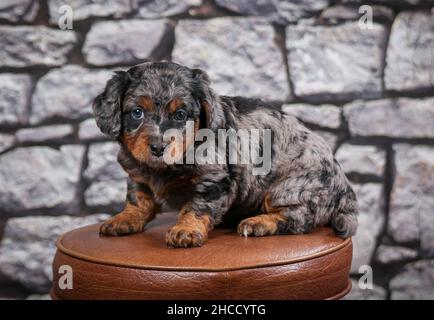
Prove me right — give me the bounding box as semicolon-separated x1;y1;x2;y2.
93;61;358;248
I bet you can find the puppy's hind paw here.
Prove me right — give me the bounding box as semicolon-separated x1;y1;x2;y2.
237;215;281;237
238;221;253;237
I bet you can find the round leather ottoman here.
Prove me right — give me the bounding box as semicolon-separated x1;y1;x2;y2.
51;212;352;300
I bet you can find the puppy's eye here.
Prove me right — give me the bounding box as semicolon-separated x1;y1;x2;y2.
131;107;144;120
173;109;187;122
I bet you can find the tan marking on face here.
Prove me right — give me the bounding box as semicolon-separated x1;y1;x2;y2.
237;213;287;236
122;131;150;163
138;96;156;112
168;98;184;113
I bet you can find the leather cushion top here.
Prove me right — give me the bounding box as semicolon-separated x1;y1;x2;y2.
57;212;351;272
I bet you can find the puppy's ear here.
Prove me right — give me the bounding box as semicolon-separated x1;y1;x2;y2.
92;71;130;140
192;68;224;130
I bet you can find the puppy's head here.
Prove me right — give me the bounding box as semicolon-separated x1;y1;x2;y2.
93;62;223;168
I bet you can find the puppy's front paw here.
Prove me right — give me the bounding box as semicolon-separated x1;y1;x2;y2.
99;214;143;236
237;215;280;237
166;224;207;248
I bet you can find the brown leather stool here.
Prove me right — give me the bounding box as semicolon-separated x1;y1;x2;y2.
51;212;352;300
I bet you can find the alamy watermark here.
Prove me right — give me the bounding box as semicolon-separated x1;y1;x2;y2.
358;5;374;30
58;264;73;290
358;265;374;290
161;121;272;175
58;5;73;30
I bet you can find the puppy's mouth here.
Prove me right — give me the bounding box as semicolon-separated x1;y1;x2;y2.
149;153;164;161
146;153;168;168
134;141;186;168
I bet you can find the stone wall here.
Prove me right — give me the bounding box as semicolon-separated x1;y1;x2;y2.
0;0;433;300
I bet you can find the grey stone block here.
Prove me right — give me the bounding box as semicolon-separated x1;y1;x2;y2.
389;144;434;255
133;0;196;18
215;0;329;24
0;145;84;213
78;118;106;140
351;183;385;273
0;133;15;154
0;74;32;126
390;260;434;300
282;103;341;129
287;22;386;100
375;245;418;264
48;0;131;23
385;10;434;91
0;0;39;22
335;144;386;177
0;26;77;67
84;142;127;208
173;17;290;101
30;65;113;124
83;20;171;66
344;98;434;138
15;125;74;143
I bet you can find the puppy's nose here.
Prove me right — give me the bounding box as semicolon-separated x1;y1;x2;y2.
150;144;166;157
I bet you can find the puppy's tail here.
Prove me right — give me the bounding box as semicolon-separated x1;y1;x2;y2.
331;211;358;239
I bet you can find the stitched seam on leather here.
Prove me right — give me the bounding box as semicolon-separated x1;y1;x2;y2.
52;251;353;300
55;236;352;272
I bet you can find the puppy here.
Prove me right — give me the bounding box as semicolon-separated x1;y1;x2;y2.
93;61;358;248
